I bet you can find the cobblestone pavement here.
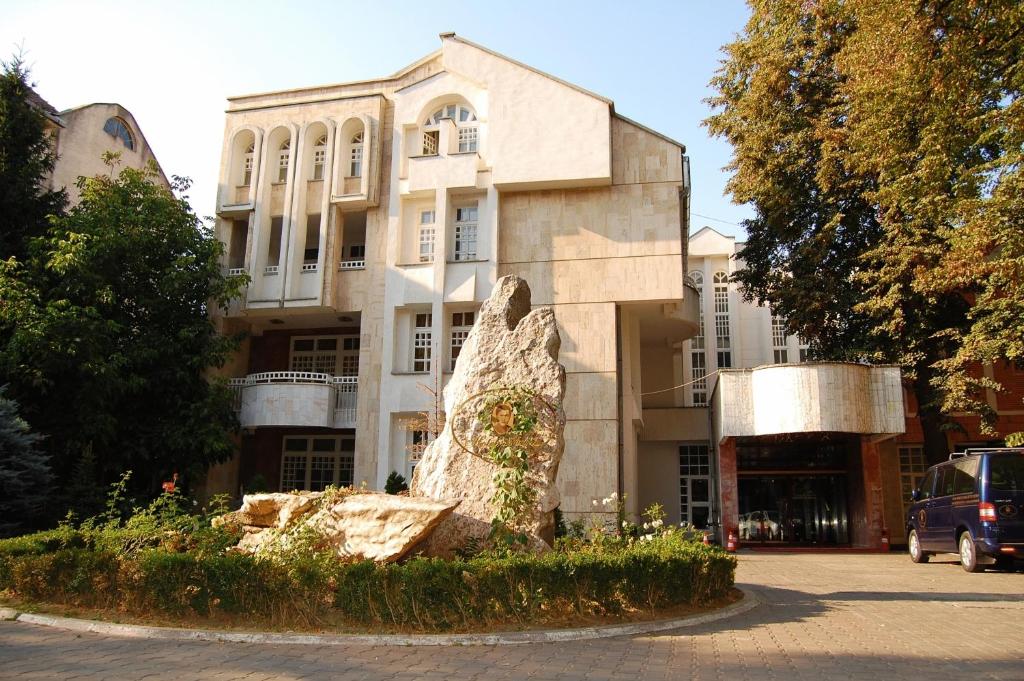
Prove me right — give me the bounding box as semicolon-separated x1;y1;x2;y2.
1;553;1021;680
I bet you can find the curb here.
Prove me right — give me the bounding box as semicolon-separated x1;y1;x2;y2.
6;588;758;646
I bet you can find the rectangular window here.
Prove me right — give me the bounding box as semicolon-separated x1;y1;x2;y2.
280;436;354;492
690;285;707;406
453;206;478;261
412;313;432;372
771;316;788;364
243;156;253;186
312;148;326;180
458;127;478;153
303;214;320;266
290;336;338;374
422;130;439;156
278;151;289;183
266;216;283;270
898;446;928;509
350;145;362;177
419;210;435;263
714;283;731;368
449;310;475;370
797;335;810;363
680;444;711;529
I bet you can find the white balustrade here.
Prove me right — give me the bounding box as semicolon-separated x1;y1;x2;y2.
338;259;366;270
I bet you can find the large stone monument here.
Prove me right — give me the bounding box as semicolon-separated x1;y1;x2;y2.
218;275;565;561
410;274;567;555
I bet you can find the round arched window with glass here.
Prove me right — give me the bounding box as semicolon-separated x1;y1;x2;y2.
421;103;478;155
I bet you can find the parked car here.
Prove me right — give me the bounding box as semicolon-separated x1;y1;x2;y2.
739;510;781;541
906;448;1024;572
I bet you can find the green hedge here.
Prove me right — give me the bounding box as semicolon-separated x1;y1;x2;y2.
0;531;736;632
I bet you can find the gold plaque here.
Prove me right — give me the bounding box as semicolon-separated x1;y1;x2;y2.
491;402;514;435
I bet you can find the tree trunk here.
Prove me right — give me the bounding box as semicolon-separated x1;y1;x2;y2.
912;366;950;466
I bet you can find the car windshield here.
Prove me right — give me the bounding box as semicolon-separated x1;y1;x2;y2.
990;456;1024;492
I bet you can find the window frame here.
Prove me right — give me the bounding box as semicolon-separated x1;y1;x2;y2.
448;309;476;371
288;334;360;376
277;138;291;183
418;210;436;263
280;435;355;492
452;205;479;262
349;132;364;177
411;312;433;373
311;134;328;181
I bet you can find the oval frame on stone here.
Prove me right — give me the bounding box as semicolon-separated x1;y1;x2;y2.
450;386;560;466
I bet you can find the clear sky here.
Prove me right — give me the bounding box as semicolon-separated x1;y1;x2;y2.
3;0;753;239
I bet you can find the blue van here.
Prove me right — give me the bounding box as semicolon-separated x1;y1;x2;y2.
906;448;1024;572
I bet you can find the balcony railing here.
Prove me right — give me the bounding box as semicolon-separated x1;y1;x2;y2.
339;259;366;270
229;372;358;429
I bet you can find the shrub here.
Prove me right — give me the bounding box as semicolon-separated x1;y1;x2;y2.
0;527;735;632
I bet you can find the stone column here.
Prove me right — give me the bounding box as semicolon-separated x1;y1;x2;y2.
718;437;738;542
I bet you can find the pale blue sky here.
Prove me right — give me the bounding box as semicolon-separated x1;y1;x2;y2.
3;0;752;238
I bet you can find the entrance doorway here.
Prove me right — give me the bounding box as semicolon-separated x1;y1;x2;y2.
738;475;849;544
735;436;856;546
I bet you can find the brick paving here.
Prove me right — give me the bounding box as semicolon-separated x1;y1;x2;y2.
0;553;1021;680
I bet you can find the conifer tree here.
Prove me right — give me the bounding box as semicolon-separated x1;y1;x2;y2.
0;55;66;261
0;385;51;536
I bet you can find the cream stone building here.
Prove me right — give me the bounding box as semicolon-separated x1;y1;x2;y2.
206;34;698;522
207;35;909;546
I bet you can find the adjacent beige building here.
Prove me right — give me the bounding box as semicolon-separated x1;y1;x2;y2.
29;89;168;203
206;33;698;521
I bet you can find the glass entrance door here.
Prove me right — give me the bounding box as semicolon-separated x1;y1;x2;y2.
738;475;849;545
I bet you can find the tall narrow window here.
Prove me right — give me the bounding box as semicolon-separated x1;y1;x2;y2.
349;132;363;177
453;205;478;261
242;142;254;185
418;210;435;263
303;214;320;268
312;134;327;180
898;446;927;512
339;336;360;377
798;336;810;362
680;444;711;529
688;272;707;406
266;217;283;272
412;313;432;372
713;271;731;368
771;315;788;364
277;139;290;183
449;311;475;370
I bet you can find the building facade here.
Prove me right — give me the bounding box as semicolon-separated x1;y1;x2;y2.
205;34;698;521
28;89;168;203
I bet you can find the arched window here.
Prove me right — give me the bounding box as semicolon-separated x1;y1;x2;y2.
277;139;290;183
713;271;731;368
349;132;363;178
242;142;255;185
421;103;478;155
688;271;707;405
103;117;134;150
312;134;327;181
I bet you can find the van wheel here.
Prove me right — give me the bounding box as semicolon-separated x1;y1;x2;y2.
959;532;984;573
908;530;929;563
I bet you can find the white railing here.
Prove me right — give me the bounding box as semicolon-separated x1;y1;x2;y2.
230;372;358;426
301;263;318;273
339;259;365;270
227;267;247;276
333;376;358;425
264;265;280;275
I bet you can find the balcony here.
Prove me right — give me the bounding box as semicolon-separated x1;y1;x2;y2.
229;372;357;429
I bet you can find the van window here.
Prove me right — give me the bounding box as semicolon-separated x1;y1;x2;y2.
953;465;977;495
990;456;1024;492
918;469;937;500
936;466;957;497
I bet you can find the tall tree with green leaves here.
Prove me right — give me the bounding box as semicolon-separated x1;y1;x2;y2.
0;55;66;261
707;0;1021;460
0;157;247;508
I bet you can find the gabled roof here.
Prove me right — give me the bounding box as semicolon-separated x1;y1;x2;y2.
26;86;63;126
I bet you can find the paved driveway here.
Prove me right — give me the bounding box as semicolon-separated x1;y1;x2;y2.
1;553;1021;680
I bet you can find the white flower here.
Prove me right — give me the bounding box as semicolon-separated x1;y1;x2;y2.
652;519;663;528
643;522;651;530
609;492;618;500
592;499;598;507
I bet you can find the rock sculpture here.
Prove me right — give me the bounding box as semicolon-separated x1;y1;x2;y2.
410;274;566;556
224;492;459;562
